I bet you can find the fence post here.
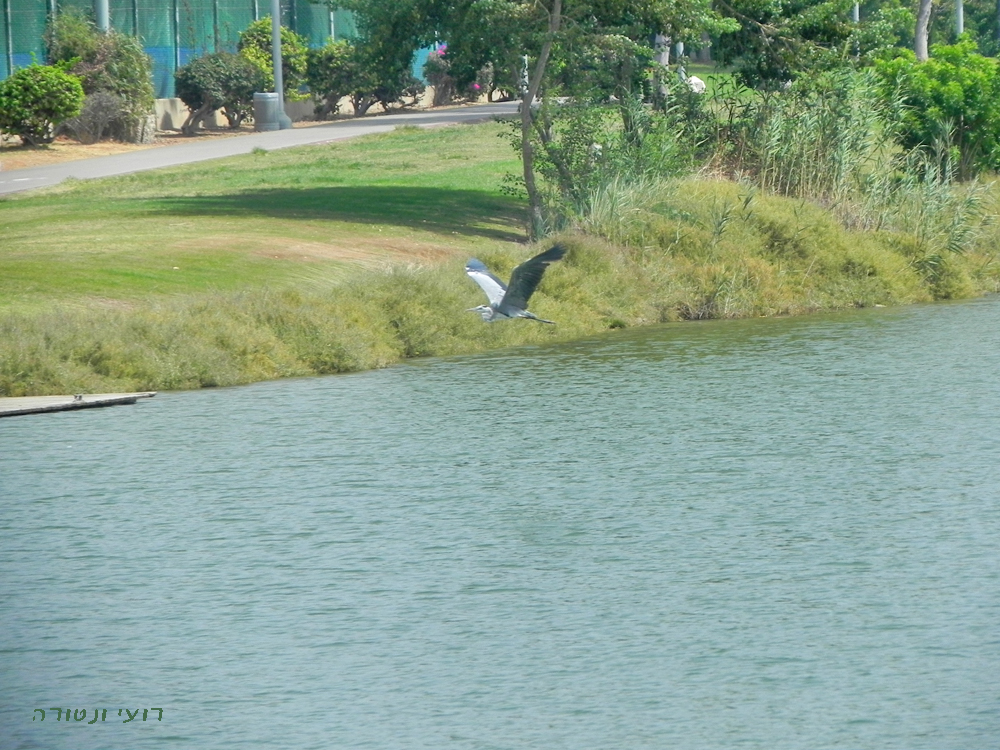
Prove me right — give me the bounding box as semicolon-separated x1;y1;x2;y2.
213;0;220;50
2;0;12;77
173;0;180;73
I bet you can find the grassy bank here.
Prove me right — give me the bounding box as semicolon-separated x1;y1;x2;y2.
2;121;998;396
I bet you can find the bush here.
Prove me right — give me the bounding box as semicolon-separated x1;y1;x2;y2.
0;63;84;145
64;91;124;144
508;96;695;228
175;52;265;135
45;8;154;143
238;17;308;100
306;40;356;118
875;40;1000;178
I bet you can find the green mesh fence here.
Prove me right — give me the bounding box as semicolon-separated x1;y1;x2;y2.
1;0;349;98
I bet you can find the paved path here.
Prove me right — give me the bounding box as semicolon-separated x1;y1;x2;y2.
0;102;519;196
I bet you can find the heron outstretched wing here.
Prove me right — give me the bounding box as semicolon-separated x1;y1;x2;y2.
499;244;567;313
466;258;508;306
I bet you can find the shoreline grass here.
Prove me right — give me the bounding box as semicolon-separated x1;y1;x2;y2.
2;121;999;396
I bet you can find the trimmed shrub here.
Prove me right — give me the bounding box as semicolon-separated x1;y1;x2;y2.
0;63;84;145
175;52;265;135
306;40;356;118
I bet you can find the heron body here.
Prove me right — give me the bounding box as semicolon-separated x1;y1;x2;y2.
465;244;567;324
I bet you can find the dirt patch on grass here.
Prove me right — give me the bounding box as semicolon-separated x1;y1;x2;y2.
174;235;458;266
265;237;457;264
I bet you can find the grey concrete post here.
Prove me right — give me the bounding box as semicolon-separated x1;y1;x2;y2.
95;0;109;31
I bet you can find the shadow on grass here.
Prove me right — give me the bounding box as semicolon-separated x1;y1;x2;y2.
155;186;527;242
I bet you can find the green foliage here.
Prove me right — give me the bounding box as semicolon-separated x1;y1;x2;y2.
44;6;100;64
711;69;895;201
330;0;433;95
45;8;154;143
0;63;84;145
238;17;309;99
926;0;1000;55
875;40;1000;179
558;33;654;102
849;0;915;64
420;1;537;98
507;95;699;230
713;0;858;88
306;40;357;118
174;51;265;134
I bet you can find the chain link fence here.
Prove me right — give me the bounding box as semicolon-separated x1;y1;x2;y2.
1;0;356;97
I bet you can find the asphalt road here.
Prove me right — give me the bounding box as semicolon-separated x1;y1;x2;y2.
0;102;519;196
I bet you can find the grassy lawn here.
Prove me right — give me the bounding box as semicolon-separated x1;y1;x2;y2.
0;122;525;309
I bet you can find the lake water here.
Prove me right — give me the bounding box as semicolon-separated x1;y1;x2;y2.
2;297;999;750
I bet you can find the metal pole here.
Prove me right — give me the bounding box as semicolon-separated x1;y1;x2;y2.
213;0;220;51
3;0;12;76
956;0;964;35
271;0;291;128
95;0;109;32
173;0;180;73
271;0;283;98
852;2;860;23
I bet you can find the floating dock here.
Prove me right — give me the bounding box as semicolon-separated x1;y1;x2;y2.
0;392;156;418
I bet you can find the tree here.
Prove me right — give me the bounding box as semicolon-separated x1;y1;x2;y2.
712;0;862;88
876;39;1000;177
0;63;84;145
175;52;265;135
326;0;434;110
238;17;309;99
915;0;933;60
307;40;356;117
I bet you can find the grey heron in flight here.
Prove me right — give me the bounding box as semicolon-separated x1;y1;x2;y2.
465;244;566;323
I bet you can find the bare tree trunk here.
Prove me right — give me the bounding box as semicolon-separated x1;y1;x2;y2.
916;0;933;61
181;103;214;135
521;0;561;240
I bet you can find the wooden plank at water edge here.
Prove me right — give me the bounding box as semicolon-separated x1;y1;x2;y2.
0;392;157;418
